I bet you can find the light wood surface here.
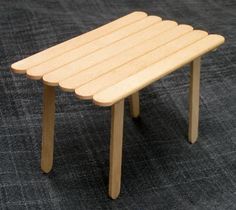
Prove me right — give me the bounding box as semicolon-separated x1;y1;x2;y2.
76;30;208;99
11;12;225;108
43;20;178;86
59;24;193;91
109;100;124;199
41;85;55;173
93;35;225;106
189;57;201;143
129;92;140;118
29;16;161;80
11;11;147;73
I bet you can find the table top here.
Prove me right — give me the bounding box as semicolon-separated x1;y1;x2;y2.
11;11;224;106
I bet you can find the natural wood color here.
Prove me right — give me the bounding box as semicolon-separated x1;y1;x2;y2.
76;30;208;99
43;20;177;86
10;12;225;200
188;57;201;143
28;16;161;80
59;24;193;91
129;92;140;118
41;85;56;173
11;11;147;73
109;99;124;199
93;35;225;106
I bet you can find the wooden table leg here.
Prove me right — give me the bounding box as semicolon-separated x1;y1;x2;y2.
129;92;140;118
189;57;201;144
109;99;124;199
41;84;56;173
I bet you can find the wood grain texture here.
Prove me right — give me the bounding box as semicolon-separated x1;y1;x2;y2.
11;11;147;73
27;16;161;80
76;30;208;99
43;20;177;86
189;57;201;143
41;16;162;83
59;24;193;91
93;35;225;106
109;100;124;199
11;12;225;109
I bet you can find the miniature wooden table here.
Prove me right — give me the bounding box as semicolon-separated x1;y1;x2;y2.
11;11;224;199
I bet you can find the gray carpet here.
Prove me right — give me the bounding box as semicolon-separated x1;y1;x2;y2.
0;0;236;209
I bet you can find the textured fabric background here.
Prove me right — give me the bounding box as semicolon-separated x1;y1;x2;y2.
0;0;236;209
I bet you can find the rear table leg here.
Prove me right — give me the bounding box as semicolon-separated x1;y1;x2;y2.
41;84;55;173
129;92;140;118
189;57;201;144
109;99;124;199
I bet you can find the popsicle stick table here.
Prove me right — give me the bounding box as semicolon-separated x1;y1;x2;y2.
11;11;225;199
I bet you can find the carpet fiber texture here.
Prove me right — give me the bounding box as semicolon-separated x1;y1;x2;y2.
0;0;236;209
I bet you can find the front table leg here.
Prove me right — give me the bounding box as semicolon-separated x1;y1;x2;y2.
41;84;56;173
109;99;124;199
189;57;201;144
